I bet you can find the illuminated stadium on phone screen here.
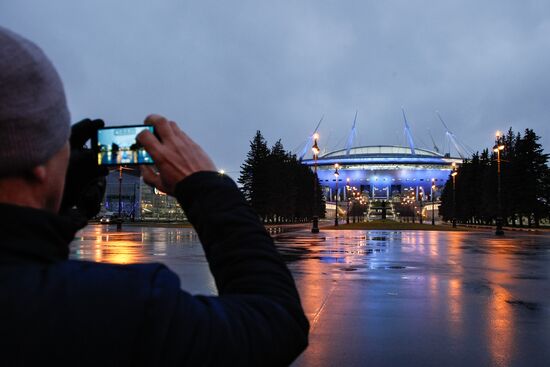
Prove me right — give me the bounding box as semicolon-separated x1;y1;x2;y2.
299;111;466;209
97;126;154;165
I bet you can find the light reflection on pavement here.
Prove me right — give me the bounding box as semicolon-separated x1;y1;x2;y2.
71;224;216;295
70;225;550;367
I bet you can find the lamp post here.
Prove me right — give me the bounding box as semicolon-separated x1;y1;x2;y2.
346;178;350;224
412;197;416;224
351;188;359;223
431;178;436;226
451;162;458;228
418;191;424;224
118;166;123;222
116;166;134;231
334;164;340;226
311;134;320;233
493;132;505;236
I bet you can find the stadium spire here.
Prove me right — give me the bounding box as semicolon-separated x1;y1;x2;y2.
428;128;440;153
402;107;416;155
345;111;358;156
436;111;468;159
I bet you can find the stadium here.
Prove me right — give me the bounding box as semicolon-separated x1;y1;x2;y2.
299;111;465;220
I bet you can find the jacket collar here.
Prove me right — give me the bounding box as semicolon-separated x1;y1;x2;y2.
0;203;87;263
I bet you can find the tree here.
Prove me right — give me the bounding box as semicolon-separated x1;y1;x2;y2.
239;131;325;223
266;140;295;223
513;129;549;226
440;127;550;227
238;131;270;221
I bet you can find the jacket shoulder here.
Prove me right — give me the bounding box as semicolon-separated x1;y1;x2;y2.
48;260;182;304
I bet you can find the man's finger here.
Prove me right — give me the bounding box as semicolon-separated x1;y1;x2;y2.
140;165;164;190
144;114;166;125
136;130;164;163
145;114;173;142
170;121;187;141
169;121;196;146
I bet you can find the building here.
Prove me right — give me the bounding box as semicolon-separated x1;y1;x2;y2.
302;145;461;221
100;168;186;221
302;145;461;202
299;111;467;221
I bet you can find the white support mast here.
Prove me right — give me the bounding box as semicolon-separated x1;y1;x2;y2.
436;111;468;158
402;107;416;155
345;111;358;156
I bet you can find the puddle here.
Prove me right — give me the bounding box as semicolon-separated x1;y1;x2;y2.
513;274;547;280
369;236;387;241
275;235;326;245
506;300;539;311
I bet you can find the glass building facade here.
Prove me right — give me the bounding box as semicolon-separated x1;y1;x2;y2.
100;168;186;221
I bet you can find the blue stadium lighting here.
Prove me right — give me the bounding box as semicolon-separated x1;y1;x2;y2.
302;144;462;202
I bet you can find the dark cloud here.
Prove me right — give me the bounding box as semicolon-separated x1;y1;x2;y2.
2;0;549;177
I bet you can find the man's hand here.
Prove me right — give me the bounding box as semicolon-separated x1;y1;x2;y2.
60;118;109;219
137;114;216;195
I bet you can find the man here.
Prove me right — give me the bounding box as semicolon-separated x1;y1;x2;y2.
0;26;308;365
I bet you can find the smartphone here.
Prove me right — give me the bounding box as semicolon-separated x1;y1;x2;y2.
94;125;155;166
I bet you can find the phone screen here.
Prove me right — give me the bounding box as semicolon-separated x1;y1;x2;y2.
96;125;154;166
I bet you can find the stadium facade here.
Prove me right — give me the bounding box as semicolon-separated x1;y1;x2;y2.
299;111;466;219
302;145;462;202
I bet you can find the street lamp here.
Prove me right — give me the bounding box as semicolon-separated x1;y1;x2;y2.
334;163;340;226
493;132;505;236
431;178;436;225
451;162;458;228
353;190;359;223
418;190;424;224
115;166;134;231
346;178;350;224
311;134;320;233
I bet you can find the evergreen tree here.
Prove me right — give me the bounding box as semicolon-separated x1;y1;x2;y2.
266;140;295;222
239;131;325;223
440;127;550;227
238;131;270;221
514;129;549;226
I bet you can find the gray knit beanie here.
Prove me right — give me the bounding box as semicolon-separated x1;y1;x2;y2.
0;26;70;175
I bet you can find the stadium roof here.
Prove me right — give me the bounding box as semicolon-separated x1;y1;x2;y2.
322;145;442;159
301;145;462;167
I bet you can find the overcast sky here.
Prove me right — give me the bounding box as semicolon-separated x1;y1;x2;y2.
2;0;549;178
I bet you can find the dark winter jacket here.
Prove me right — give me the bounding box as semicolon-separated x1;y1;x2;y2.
0;171;309;366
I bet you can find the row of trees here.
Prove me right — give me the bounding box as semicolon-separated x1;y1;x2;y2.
239;131;325;223
439;128;550;227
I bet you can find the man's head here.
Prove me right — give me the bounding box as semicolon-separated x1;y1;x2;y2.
0;26;71;212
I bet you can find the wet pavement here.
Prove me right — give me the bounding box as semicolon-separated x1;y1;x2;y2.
70;225;550;367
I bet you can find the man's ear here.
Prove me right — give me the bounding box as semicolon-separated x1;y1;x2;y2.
30;165;48;183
